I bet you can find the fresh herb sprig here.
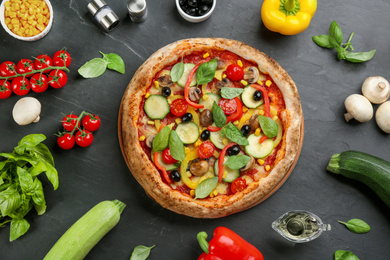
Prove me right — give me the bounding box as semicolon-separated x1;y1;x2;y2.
78;51;125;78
338;218;370;234
312;20;376;63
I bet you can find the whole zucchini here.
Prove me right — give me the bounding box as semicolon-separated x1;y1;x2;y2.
44;200;126;260
327;150;390;208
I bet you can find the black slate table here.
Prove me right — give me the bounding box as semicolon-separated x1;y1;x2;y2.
1;0;390;259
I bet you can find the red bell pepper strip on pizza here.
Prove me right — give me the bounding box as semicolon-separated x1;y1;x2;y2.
218;142;237;182
153;152;172;184
197;227;264;260
251;84;271;118
259;135;268;144
226;97;243;123
207;125;222;132
184;63;204;109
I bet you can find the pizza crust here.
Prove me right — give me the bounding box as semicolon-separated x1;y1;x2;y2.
120;38;303;218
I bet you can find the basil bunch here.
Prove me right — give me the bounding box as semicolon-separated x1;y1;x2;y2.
313;21;376;63
0;134;58;241
78;51;125;78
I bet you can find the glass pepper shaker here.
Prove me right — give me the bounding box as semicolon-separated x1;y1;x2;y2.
88;0;120;32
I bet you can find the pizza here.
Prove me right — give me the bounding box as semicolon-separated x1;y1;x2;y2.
119;38;303;218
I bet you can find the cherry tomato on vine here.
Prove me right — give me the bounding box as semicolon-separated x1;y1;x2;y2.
231;177;247;194
62;114;80;132
218;98;237;115
11;76;30;96
0;80;12;99
53;50;71;67
57;133;75;150
197;141;215;159
0;61;17;77
170;98;188;117
82;114;101;132
30;73;49;93
162;147;178;164
16;59;35;77
48;69;67;89
75;130;94;147
34;54;53;73
226;64;244;81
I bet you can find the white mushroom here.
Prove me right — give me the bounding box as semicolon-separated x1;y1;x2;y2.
375;101;390;133
12;97;41;125
361;76;390;104
344;94;373;123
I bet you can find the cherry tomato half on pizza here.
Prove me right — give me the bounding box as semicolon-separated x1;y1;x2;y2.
218;98;237;115
170;98;188;117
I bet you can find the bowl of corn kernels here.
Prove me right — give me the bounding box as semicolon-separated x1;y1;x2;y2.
0;0;53;41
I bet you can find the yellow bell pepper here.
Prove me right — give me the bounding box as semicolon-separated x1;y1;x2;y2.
261;0;317;35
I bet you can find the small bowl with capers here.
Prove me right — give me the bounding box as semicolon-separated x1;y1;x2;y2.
176;0;216;23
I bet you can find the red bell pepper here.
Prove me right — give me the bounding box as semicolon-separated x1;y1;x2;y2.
218;142;237;182
226;97;243;123
184;63;204;109
207;125;222;132
251;84;271;118
153;152;171;184
197;227;264;260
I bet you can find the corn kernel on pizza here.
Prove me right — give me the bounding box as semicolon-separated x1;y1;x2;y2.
120;38;303;218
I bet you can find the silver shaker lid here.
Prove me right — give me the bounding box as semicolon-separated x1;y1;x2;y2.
87;0;107;16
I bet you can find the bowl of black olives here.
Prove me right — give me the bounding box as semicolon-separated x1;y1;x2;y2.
176;0;216;23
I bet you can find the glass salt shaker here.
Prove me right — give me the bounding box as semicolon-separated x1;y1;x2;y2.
127;0;148;23
272;210;331;243
88;0;120;32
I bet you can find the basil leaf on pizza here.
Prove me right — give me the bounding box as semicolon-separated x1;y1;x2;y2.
212;101;227;128
221;87;244;99
152;126;171;153
171;59;184;82
221;122;249;146
194;177;218;200
258;115;278;138
169;130;185;162
196;59;217;85
224;155;251;170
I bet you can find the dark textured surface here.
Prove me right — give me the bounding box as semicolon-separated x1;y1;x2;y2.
1;0;390;259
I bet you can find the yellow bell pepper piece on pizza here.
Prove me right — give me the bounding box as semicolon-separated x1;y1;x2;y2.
261;0;317;35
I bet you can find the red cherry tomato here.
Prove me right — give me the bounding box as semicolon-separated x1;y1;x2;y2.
57;133;75;150
34;54;53;73
53;50;71;67
62;114;80;132
226;64;244;81
11;77;30;96
197;141;215;159
0;80;12;99
48;69;67;89
170;98;188;117
218;98;238;115
30;73;49;93
162;147;178;164
16;59;35;77
0;61;17;77
82;114;101;132
75;130;94;147
231;177;247;194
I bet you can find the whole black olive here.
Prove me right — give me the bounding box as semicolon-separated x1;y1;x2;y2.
162;87;171;97
170;170;181;182
241;124;250;137
227;145;240;156
185;7;197;16
200;129;210;141
188;0;197;7
182;113;193;123
253;90;262;101
197;5;210;16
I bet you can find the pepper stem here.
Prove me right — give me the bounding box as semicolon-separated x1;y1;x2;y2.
279;0;301;16
197;231;209;254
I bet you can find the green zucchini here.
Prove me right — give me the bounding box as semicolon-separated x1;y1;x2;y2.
327;151;390;208
44;200;126;260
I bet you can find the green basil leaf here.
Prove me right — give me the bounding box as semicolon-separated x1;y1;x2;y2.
338;219;370;234
14;134;46;155
34;203;46;216
171;59;184;82
31;143;55;167
0;184;21;216
335;250;360;260
312;35;334;49
329;20;343;46
169;131;185;162
16;167;35;194
152;126;171;153
212;101;227;128
337;47;346;60
13;194;33;218
196;59;217;85
9;218;30;242
130;245;155;260
344;49;376;63
221;87;244;99
100;52;125;74
221;122;249;146
78;58;108;78
224;155;251;170
31;178;46;207
194;177;218;200
258;115;278;138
